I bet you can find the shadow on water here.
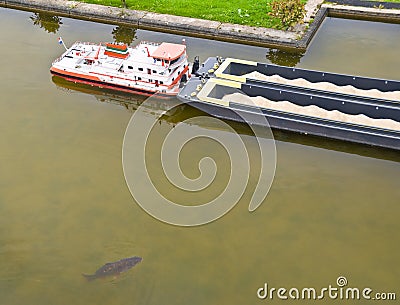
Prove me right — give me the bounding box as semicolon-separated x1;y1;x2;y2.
265;48;305;67
52;76;400;163
30;12;63;34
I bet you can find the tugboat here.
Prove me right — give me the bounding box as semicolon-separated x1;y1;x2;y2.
50;40;190;96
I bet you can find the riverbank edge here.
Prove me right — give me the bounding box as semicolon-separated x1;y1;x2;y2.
1;0;400;50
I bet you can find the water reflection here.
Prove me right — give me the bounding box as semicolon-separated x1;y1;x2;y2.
51;75;184;117
177;109;400;162
29;12;137;45
266;48;304;66
52;76;400;162
112;26;137;45
30;12;62;34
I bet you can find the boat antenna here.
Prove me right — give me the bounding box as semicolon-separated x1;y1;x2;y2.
94;43;102;60
145;46;150;57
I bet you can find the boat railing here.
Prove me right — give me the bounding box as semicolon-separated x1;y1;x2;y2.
52;41;103;65
76;41;102;46
52;51;69;65
139;41;161;47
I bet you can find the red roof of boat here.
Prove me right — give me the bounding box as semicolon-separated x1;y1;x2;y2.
151;43;186;60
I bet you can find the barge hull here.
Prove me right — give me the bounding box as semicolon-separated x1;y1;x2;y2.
178;57;400;151
187;100;400;151
51;69;162;97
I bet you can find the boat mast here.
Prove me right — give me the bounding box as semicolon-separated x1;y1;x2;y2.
94;43;102;60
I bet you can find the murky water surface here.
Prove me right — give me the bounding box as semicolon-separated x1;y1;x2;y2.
0;8;399;305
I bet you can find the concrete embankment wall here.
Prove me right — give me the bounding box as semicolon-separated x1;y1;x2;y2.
325;0;400;24
1;0;303;49
1;0;400;50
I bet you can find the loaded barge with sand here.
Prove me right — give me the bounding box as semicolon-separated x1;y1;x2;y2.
178;58;400;150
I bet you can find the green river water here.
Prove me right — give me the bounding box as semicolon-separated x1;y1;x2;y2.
0;7;399;305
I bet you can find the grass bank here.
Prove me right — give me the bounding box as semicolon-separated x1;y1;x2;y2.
78;0;284;29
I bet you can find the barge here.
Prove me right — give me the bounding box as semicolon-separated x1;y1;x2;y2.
178;57;400;150
51;40;190;96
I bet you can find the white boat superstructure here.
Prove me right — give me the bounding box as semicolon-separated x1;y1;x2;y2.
51;40;190;95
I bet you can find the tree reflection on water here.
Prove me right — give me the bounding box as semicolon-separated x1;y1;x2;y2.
112;26;137;45
30;12;63;34
29;11;138;46
266;48;305;67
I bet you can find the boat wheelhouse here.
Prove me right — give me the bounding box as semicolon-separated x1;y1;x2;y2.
50;40;190;95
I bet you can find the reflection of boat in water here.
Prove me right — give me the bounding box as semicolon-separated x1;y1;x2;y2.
173;104;400;163
52;75;184;117
53;76;400;162
51;40;190;96
178;57;400;151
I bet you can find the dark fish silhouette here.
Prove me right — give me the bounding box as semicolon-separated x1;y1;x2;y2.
83;256;142;281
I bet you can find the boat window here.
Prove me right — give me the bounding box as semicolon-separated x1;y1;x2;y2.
128;66;133;69
172;78;175;82
152;70;157;74
168;69;171;73
160;81;163;85
170;55;183;66
138;67;143;71
138;77;142;81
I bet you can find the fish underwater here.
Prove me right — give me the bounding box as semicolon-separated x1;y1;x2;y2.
83;256;142;281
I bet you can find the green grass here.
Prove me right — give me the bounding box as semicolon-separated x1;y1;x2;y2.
79;0;284;29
